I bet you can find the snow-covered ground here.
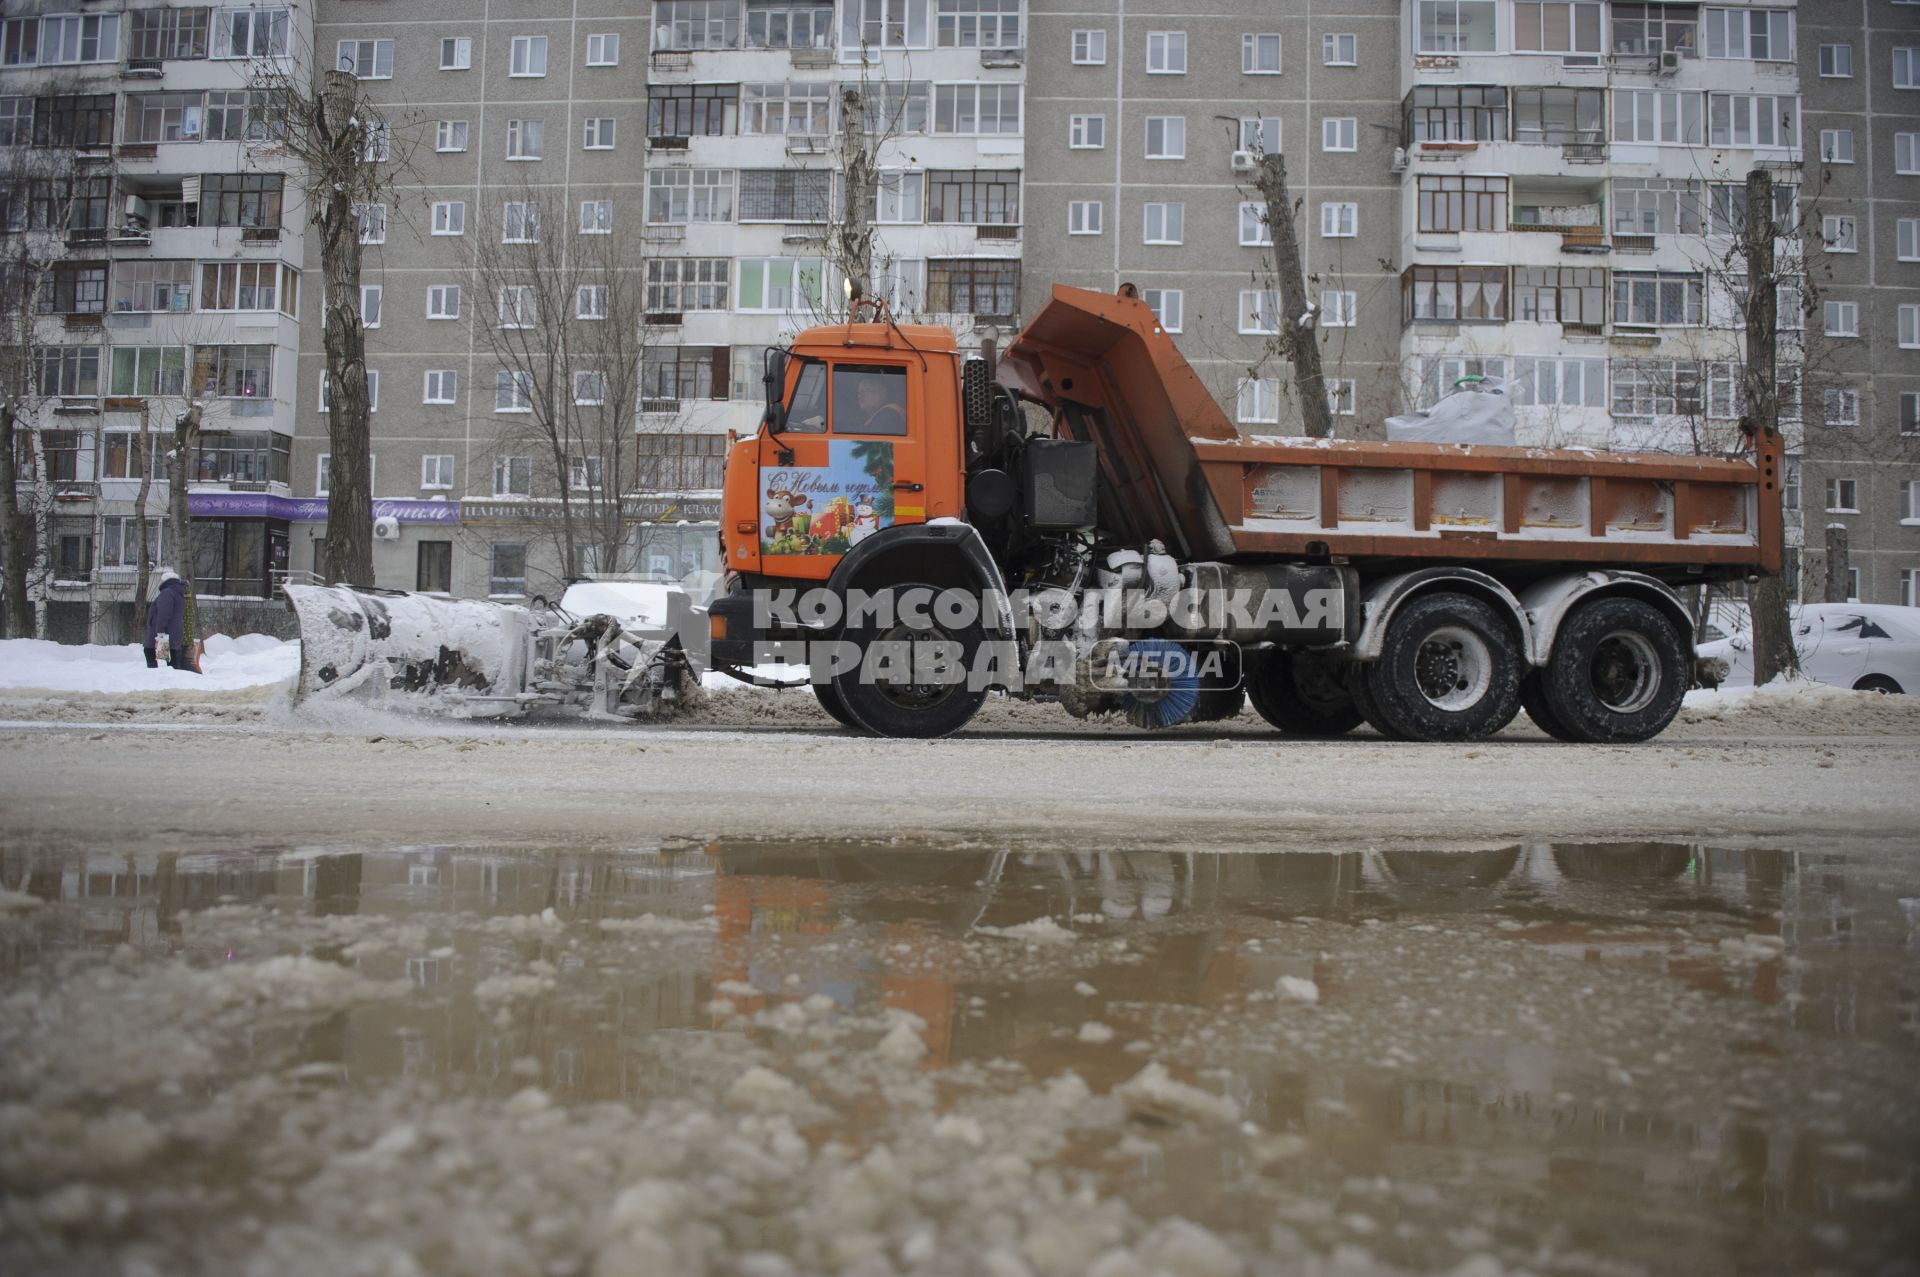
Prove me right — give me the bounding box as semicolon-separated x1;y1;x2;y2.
0;634;298;695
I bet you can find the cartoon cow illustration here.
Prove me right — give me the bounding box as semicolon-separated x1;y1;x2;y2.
763;479;812;541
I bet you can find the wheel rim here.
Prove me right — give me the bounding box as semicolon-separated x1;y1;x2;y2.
1412;625;1492;711
867;622;967;710
1589;630;1661;713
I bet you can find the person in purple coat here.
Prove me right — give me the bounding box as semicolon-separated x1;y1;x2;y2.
145;571;192;670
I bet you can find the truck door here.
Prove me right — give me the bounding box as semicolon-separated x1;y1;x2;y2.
756;360;922;580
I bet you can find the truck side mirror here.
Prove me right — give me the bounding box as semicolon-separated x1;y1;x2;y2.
762;349;788;419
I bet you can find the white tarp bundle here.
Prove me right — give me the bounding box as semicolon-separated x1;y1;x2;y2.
1385;378;1517;446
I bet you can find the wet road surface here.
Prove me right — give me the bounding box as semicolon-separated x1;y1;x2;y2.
3;838;1917;1277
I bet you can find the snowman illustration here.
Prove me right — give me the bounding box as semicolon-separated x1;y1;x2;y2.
847;496;881;546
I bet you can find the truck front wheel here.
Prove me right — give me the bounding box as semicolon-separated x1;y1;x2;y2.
1247;650;1363;737
1539;597;1687;743
1364;593;1522;741
832;583;987;738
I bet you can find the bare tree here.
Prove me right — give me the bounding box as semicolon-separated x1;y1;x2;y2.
131;405;155;639
470;183;655;581
1253;154;1333;439
1736;169;1798;684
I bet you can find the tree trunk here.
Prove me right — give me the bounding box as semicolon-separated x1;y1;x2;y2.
132;404;153;639
1256;154;1333;439
168;406;202;653
1739;169;1798;685
839;88;874;293
0;405;30;639
1823;523;1851;602
316;69;375;588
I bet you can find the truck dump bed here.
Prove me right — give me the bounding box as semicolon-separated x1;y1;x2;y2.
999;285;1780;580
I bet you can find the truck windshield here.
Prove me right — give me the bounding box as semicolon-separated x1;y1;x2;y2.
786;361;826;432
833;364;908;437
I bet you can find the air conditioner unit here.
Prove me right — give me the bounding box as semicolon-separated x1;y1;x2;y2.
124;195;149;219
1230;150;1256;174
1659;49;1681;73
1390;146;1408;172
373;515;401;540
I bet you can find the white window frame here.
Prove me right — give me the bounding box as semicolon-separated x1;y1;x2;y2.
1236;377;1281;425
1896;133;1919;175
1825;478;1858;512
317;370;379;413
931;82;1022;135
431;200;466;236
1321;290;1357;328
355;203;387;245
1822;215;1858;254
423;373;457;407
1239;289;1280;335
421;452;455;486
1824;300;1860;337
1900;303;1920;350
1142;202;1184;245
427;284;461;320
1320;202;1357;238
436;120;469;153
1240;117;1282;154
360;284;382;329
586;33;620;66
583;117;616;150
580;199;613;234
576;285;609;320
1899;217;1920;262
441;36;472;70
503;202;540;243
1703;7;1794;62
1323;33;1356;66
1818;43;1851;77
510;34;548;77
1071;28;1106;65
495;374;534;416
1146;30;1186;74
1068;200;1102;235
1322;117;1357;152
1823;389;1860;429
1239;202;1271;247
1144;115;1185;159
506;118;544;160
1242;33;1282;74
1328;379;1357;416
337;38;393;79
1820;129;1854;164
876;171;925;224
573;372;606;407
1069;114;1105;149
498;285;536;329
1896;46;1920;89
1141;288;1183;332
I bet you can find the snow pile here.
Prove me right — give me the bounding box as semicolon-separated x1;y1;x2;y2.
1678;678;1920;736
0;635;298;695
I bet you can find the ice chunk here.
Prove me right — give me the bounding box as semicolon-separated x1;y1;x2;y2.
1276;976;1320;1004
1077;1022;1116;1044
976;917;1076;944
1113;1062;1240;1127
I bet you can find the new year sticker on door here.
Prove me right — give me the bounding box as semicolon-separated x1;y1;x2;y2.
759;440;894;555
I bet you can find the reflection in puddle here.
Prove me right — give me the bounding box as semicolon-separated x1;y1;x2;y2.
2;838;1917;1276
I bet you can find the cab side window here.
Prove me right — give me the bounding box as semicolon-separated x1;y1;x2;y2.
787;362;827;433
832;364;908;437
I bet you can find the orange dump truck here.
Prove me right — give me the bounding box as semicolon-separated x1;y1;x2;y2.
706;284;1781;743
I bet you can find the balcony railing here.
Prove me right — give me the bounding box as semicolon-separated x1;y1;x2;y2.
1562;140;1607;163
1612;234;1656;254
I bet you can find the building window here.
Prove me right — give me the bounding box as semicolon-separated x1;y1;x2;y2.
1611;177;1703;235
1239;290;1280;335
510;34;547;76
423;373;457;406
659;0;742;50
355;202;387;244
127;8;209;62
27;14;122;65
937;0;1019;48
573;373;607;408
1824;300;1859;337
1237;378;1281;424
1068;200;1102;235
1511;355;1606;407
441;36;471;70
1612;272;1704;327
1609;3;1697;56
738;169;833;221
648;85;738;137
736;258;826;311
1904;569;1919;610
1903;394;1920;436
337;38;393;79
204;174;284;229
648;169;735;223
1512;266;1605;325
1240;116;1282;153
1901;219;1920;261
1321;291;1357;327
1147;30;1186;74
360;285;381;328
746;2;835;50
1418;174;1506;232
414;541;452;593
583;117;616;150
432;200;466;236
1416;0;1498;54
1320;202;1357;237
1143;202;1183;245
1900;304;1920;350
860;80;931;133
108;347;188;397
503;202;540;243
875;171;925;223
1614;88;1703;144
489;543;527;595
1323;33;1357;65
1329;380;1357;416
1239;203;1271;246
925;168;1021;222
110;263;192;315
1071;29;1106;64
931;83;1021;134
43;263;109;315
1822;215;1858;254
1243;33;1281;73
436;120;469;152
1704;7;1793;61
506;118;544;160
36;347;102;399
1144;115;1185;159
580;199;613;234
1514;1;1603;56
1819;42;1852;77
1895;46;1919;88
586;32;620;65
576;285;608;319
1897;133;1919;174
212;8;289;59
1141;288;1182;332
196;344;274;399
1069;114;1105;149
647;258;731;312
1707;93;1798;148
495;372;534;414
1823;388;1860;428
1403;265;1509;322
1322;117;1356;151
1406;86;1511;143
742;82;833;135
1825;478;1858;512
1609;360;1701;418
493;457;533;498
926;259;1019;319
427;285;461;319
642;346;732;402
317;371;379;413
1820;129;1854;163
100;517;168;570
497;286;536;328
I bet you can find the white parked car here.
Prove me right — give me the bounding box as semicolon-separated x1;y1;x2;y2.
1696;603;1919;693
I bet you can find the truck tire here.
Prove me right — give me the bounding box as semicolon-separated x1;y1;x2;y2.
1520;673;1580;742
1363;592;1522;741
1188;687;1247;724
812;679;867;731
1247;651;1363;737
832;583;987;738
1539;597;1687;743
1348;667;1408;740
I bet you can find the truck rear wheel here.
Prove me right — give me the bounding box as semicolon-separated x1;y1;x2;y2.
1539;597;1687;743
1520;673;1579;741
1364;592;1522;741
1247;651;1363;737
832;583;987;739
812;679;867;732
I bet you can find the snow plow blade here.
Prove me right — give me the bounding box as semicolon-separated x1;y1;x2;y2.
284;583;530;707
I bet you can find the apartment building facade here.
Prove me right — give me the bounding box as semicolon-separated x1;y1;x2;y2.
1797;0;1919;606
1021;0;1405;434
1;1;310;641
